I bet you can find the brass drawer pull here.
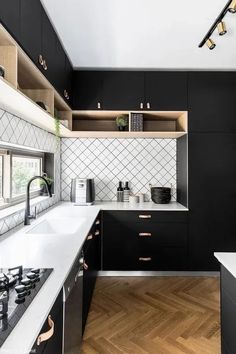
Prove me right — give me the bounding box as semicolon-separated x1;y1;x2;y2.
139;215;151;219
87;234;93;240
139;257;152;261
139;233;152;237
95;230;100;236
43;59;47;71
84;262;88;270
95;220;100;225
38;54;44;66
37;315;54;345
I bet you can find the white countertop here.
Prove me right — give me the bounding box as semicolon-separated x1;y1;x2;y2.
0;200;188;353
214;252;236;278
94;201;188;211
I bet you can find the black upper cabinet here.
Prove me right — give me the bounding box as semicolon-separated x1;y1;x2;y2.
20;0;42;68
102;71;144;110
41;10;57;84
144;72;188;110
188;72;236;132
65;56;73;104
54;37;66;95
188;133;236;270
0;0;21;43
73;71;104;110
72;71;188;110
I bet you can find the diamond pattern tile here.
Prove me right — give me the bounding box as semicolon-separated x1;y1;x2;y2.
0;109;60;236
61;138;177;201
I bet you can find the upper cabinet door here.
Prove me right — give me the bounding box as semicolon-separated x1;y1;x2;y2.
102;71;144;110
72;71;104;110
20;0;42;68
41;10;57;84
144;72;188;110
0;0;21;43
64;56;73;105
188;72;236;133
54;37;66;95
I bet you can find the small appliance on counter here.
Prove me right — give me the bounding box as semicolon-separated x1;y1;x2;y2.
70;178;95;205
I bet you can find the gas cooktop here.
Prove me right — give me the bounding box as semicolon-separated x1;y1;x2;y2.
0;266;53;347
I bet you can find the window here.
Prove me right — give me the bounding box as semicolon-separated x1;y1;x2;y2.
0;148;44;208
12;156;42;197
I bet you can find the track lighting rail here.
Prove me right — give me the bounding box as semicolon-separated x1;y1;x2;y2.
198;0;233;49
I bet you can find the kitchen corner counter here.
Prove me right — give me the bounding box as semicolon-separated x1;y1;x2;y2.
214;252;236;278
0;200;187;353
94;201;188;211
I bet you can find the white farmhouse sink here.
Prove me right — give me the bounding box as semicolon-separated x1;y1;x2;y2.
27;217;85;235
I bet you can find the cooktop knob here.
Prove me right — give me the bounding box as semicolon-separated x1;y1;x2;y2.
15;285;26;293
21;278;31;286
26;272;36;280
31;268;40;274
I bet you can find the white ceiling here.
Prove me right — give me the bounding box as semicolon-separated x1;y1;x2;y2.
41;0;236;69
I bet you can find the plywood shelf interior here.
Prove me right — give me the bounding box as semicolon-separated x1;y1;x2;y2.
0;27;18;88
71;110;188;138
54;92;72;130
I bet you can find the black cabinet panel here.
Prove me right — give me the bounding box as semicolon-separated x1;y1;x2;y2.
102;211;188;271
30;290;63;354
102;71;144;110
73;71;103;110
188;72;236;132
54;37;66;95
0;0;21;42
144;72;188;110
221;266;236;354
41;10;56;84
65;56;72;105
188;133;236;270
20;0;42;67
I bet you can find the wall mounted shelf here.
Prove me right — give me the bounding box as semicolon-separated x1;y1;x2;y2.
71;110;188;138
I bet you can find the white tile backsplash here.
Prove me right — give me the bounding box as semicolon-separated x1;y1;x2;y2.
0;108;60;236
61;138;177;201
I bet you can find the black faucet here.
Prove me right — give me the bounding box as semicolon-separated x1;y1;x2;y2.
24;176;52;225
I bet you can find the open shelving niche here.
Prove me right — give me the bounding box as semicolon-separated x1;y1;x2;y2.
0;24;187;139
0;24;72;135
71;110;188;138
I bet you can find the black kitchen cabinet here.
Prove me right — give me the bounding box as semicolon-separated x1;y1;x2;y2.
82;216;101;333
30;290;63;354
220;266;236;354
102;71;144;110
41;10;57;84
188;133;236;270
144;71;188;110
64;56;73;104
0;0;21;43
102;211;188;271
54;37;66;95
73;71;104;110
188;72;236;133
20;0;42;68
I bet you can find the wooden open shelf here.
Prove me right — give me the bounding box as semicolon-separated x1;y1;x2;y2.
71;111;188;138
0;24;72;132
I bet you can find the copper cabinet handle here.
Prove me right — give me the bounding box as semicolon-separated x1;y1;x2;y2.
37;315;54;345
140;102;143;109
97;102;101;109
147;102;151;109
139;232;152;237
139;257;152;261
95;220;100;225
43;59;47;71
139;215;151;219
95;230;100;236
84;262;88;270
87;234;93;240
38;54;44;66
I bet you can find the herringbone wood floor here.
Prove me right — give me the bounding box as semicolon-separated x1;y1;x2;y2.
81;277;220;354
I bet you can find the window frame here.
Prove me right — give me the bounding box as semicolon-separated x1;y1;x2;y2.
0;147;45;210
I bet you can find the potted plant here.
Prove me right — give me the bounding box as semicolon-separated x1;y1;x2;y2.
40;173;53;196
116;114;128;131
